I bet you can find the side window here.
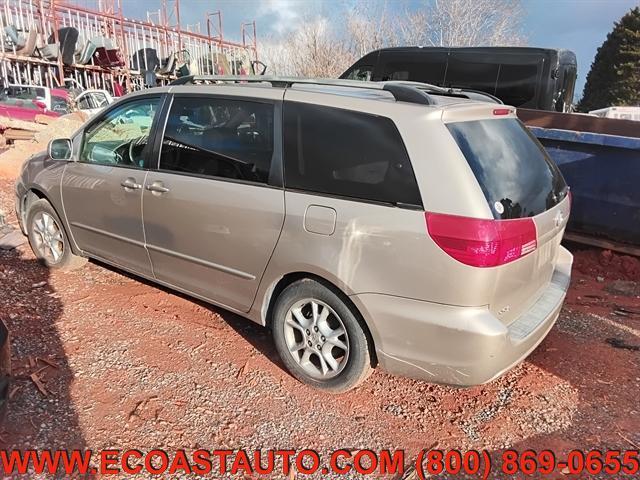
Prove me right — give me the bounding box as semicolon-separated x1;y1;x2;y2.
80;97;160;168
376;52;448;84
444;55;500;93
93;92;110;108
344;66;373;81
159;96;274;184
283;103;422;207
495;62;540;107
77;95;92;110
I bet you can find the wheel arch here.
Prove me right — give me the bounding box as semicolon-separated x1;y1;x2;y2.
263;271;378;367
23;187;82;256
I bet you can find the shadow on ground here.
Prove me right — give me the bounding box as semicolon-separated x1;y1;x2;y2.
87;258;290;376
0;251;87;453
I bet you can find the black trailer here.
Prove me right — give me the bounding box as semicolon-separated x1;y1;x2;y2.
341;47;577;112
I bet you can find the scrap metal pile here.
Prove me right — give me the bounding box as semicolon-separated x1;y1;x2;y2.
1;0;259;94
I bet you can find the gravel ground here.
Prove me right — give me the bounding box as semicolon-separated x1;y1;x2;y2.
0;175;639;478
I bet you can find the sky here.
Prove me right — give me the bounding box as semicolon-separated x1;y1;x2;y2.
123;0;639;99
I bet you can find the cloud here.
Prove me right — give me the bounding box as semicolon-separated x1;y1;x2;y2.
257;0;305;34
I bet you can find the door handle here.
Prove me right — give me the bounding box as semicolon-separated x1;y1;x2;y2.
121;177;142;190
146;181;170;194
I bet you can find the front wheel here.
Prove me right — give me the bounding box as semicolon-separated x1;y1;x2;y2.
26;199;87;271
271;279;373;393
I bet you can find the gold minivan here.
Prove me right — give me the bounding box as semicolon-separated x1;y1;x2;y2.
15;77;572;392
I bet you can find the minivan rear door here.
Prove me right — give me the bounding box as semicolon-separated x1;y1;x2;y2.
444;113;570;324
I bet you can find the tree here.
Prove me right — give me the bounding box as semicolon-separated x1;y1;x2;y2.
260;1;401;77
258;0;527;77
578;7;640;112
402;0;526;47
344;1;401;59
260;17;353;78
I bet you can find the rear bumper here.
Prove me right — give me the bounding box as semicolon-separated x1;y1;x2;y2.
0;320;10;421
351;246;573;386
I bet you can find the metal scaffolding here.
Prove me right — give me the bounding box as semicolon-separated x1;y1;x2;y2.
0;0;259;94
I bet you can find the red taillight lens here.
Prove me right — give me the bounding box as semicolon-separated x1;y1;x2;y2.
425;212;537;267
492;108;512;115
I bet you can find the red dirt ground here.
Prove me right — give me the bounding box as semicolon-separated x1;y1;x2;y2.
0;173;639;478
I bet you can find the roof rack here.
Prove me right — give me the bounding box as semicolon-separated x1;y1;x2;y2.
168;75;502;106
169;75;436;105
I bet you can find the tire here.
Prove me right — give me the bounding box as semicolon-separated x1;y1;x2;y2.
26;199;87;271
271;279;373;393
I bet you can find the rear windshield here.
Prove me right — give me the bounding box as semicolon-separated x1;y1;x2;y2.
447;118;567;219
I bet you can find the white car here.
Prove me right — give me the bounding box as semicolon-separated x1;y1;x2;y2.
75;89;114;117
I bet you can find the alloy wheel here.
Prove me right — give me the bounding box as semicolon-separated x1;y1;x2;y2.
283;298;350;379
32;211;64;264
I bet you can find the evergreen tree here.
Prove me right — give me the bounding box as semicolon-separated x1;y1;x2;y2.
578;7;640;112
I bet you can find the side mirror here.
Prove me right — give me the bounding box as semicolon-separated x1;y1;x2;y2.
48;138;73;160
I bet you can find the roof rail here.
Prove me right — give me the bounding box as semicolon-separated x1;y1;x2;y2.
168;75;501;106
384;81;502;104
169;75;435;105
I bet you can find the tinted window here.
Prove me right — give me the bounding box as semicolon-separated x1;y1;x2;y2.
444;55;500;93
447;118;567;219
495;62;539;107
160;97;274;184
376;52;447;84
80;97;159;167
283;102;422;207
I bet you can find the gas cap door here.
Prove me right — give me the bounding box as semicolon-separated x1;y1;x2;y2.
304;205;336;235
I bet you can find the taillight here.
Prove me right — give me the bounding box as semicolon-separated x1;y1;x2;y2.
425;212;537;267
492;108;512;115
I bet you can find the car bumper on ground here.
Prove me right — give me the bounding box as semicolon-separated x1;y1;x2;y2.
352;246;573;386
0;320;10;421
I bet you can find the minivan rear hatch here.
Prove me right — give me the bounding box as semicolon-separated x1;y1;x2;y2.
442;113;570;324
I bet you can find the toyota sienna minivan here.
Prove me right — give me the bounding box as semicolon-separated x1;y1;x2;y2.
15;76;572;393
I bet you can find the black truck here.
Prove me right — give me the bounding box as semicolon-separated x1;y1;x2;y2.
340;46;577;112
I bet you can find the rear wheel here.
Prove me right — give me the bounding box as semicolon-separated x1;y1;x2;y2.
272;279;373;393
26;199;86;271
